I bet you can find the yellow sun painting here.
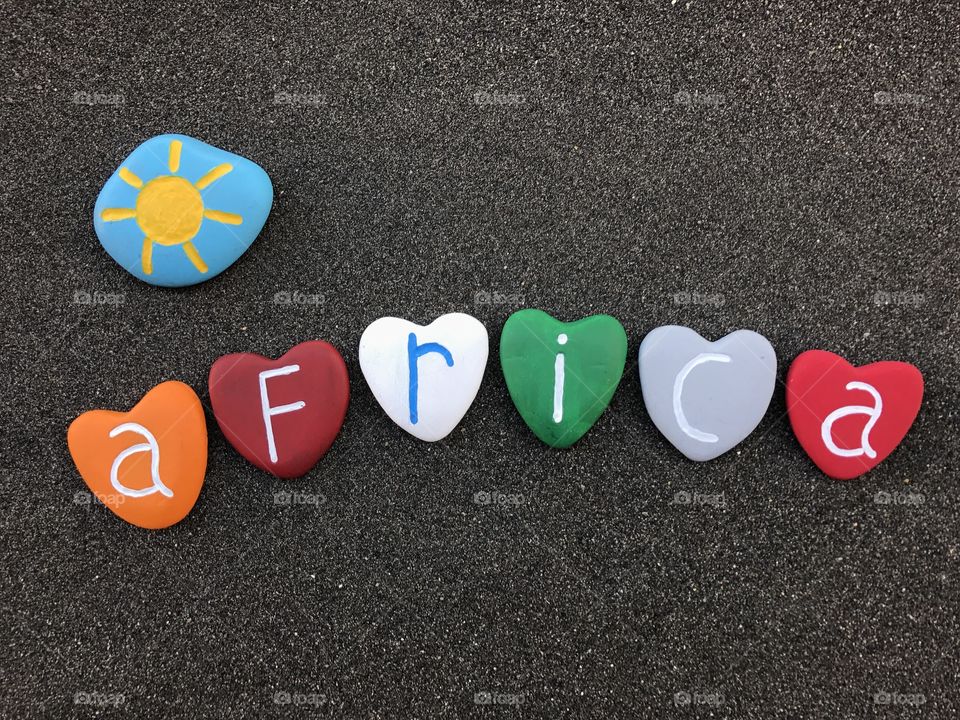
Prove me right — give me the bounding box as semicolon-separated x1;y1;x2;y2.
100;140;243;275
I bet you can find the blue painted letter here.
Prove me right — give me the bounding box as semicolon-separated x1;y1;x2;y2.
407;332;454;424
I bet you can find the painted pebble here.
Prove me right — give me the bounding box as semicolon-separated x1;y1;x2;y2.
209;341;350;478
67;381;207;529
639;326;777;461
359;313;489;442
786;350;923;480
500;309;627;448
94;134;273;287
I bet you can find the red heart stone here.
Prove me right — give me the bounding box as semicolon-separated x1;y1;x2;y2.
209;341;349;478
786;350;923;480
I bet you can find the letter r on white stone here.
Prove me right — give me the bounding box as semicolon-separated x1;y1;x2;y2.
259;365;307;464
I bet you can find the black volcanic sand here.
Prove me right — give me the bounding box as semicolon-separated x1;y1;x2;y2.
1;3;958;718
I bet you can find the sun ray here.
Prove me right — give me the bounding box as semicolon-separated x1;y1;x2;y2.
169;140;182;173
142;237;154;275
101;208;137;222
203;209;243;225
194;163;233;190
119;167;143;189
182;242;209;273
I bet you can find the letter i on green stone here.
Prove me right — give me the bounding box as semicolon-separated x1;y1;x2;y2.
500;309;628;448
553;333;568;423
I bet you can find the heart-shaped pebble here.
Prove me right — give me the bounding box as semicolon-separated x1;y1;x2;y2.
94;134;273;287
208;341;350;478
67;381;207;529
787;350;923;479
639;326;777;461
500;309;627;448
359;313;489;441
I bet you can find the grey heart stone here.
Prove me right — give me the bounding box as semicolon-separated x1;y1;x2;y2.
639;326;777;461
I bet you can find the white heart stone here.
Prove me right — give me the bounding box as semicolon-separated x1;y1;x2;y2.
359;313;490;442
639;326;777;461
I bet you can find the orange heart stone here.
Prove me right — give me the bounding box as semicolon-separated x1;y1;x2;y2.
67;380;207;529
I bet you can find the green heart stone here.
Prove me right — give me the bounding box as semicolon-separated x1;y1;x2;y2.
500;309;628;448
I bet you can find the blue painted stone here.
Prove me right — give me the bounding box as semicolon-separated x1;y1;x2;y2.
93;134;273;287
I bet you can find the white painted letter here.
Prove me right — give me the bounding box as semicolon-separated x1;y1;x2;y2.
821;381;882;458
553;334;568;423
672;352;732;443
259;365;307;463
109;422;173;498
